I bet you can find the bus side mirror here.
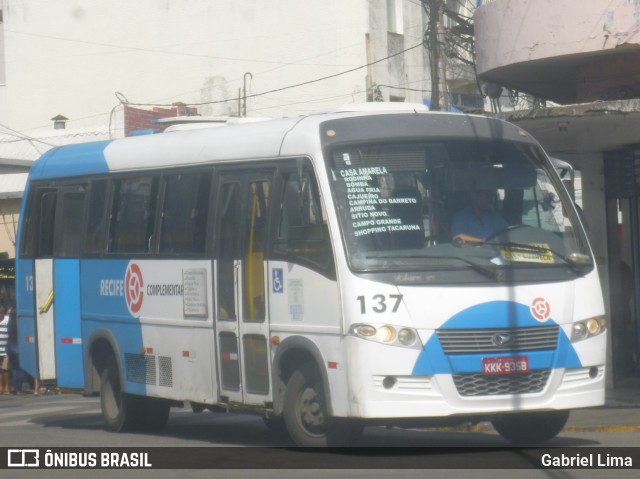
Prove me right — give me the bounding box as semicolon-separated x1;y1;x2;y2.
562;179;575;201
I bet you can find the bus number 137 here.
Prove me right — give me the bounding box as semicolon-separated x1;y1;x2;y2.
356;294;403;314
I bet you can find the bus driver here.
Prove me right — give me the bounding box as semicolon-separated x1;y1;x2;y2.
451;188;507;245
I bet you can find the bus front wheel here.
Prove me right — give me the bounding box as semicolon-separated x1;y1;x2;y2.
491;410;570;445
283;363;362;447
100;356;144;432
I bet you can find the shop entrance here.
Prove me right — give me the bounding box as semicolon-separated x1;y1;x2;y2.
604;146;640;386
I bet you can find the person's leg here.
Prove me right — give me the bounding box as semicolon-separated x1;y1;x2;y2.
10;360;23;394
0;363;8;394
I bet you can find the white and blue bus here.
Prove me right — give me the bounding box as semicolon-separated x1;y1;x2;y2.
16;105;606;446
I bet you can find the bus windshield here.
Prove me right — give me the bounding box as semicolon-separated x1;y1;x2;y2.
329;139;593;279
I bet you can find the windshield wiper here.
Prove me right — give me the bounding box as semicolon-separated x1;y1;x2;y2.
365;253;499;280
485;241;592;276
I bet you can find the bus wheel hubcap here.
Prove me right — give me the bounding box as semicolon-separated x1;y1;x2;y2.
300;387;324;430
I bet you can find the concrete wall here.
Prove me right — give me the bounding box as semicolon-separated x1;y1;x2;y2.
475;0;640;75
367;0;428;102
0;0;7;125
2;0;428;133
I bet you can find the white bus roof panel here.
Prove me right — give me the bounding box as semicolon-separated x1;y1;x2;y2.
103;116;305;171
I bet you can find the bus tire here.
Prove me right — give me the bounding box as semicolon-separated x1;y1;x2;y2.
283;363;362;447
100;356;144;432
491;410;570;445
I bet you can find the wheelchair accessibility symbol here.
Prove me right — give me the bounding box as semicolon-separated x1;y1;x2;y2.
272;268;284;293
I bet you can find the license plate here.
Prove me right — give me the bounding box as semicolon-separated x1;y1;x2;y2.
482;356;529;375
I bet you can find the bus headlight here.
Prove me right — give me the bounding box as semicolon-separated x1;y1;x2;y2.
571;316;606;342
349;323;420;349
398;328;416;346
352;324;376;337
377;325;396;343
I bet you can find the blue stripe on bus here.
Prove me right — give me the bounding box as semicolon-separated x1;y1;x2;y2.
412;301;581;375
53;260;85;389
80;259;147;395
437;301;553;329
28;141;112;180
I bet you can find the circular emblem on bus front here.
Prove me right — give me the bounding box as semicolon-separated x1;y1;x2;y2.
125;263;144;315
531;297;551;322
492;333;512;347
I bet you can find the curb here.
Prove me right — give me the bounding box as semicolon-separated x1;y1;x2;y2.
565;425;640;433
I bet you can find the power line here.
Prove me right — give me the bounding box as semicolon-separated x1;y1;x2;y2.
250;90;368;113
4;28;334;67
0;123;56;148
117;41;425;108
6;36;425;132
378;84;433;93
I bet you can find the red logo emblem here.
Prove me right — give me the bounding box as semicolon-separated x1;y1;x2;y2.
125;263;144;315
530;297;551;321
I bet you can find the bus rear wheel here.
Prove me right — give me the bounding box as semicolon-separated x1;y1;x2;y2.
283;363;362;447
491;410;570;445
100;356;144;432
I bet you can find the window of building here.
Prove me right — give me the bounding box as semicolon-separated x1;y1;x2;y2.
387;0;404;34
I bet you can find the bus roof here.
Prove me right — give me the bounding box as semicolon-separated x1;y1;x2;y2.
26;107;539;181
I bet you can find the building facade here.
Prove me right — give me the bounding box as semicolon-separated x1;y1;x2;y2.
0;0;430;135
475;0;640;388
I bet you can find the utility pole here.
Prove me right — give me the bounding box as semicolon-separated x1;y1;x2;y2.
366;33;374;102
242;72;253;117
438;4;449;111
425;0;443;111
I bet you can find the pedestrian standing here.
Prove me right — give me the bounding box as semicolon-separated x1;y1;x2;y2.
7;304;23;394
0;305;9;394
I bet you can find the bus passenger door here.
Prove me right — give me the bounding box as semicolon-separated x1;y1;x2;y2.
33;185;87;386
51;185;86;388
215;173;273;405
33;189;58;382
34;258;56;381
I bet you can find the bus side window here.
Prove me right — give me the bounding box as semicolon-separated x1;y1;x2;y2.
108;176;158;254
55;186;87;257
84;179;109;255
217;182;240;321
37;192;57;257
274;168;332;271
159;171;212;255
21;187;56;258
